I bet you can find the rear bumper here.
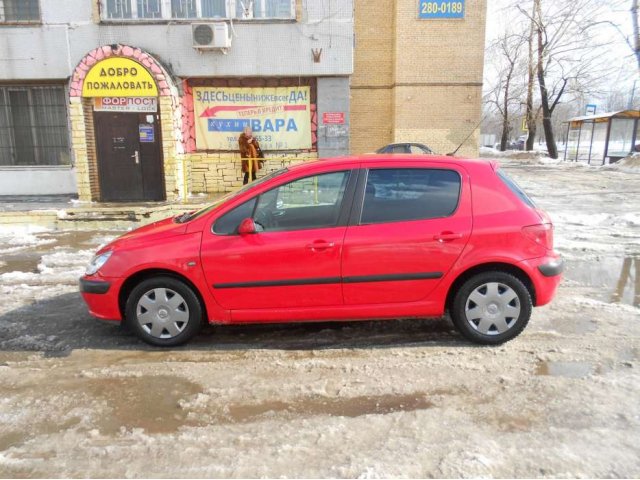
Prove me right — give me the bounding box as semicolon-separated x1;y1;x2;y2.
79;275;123;322
518;254;563;307
538;257;565;277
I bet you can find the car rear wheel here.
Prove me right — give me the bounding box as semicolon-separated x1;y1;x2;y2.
450;271;532;345
125;276;202;347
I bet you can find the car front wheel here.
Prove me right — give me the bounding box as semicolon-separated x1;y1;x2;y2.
125;276;202;347
450;271;532;345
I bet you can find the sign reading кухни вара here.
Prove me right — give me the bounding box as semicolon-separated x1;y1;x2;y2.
418;0;464;19
193;86;311;151
82;57;158;97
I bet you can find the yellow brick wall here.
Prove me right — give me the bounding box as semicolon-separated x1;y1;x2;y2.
188;152;318;193
69;97;92;202
351;0;486;157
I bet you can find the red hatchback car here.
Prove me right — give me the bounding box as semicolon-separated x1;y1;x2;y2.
80;156;563;346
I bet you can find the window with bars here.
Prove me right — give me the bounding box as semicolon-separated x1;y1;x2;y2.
0;86;71;167
102;0;294;20
0;0;40;22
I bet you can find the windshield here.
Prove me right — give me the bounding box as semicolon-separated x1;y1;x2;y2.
176;168;289;223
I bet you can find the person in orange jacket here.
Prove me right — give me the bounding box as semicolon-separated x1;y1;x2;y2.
238;126;262;184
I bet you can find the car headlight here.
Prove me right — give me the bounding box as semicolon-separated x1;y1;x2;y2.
85;251;113;276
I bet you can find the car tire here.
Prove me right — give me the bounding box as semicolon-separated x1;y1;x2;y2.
125;276;202;347
450;271;532;345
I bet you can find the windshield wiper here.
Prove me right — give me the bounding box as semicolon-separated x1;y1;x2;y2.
174;211;193;224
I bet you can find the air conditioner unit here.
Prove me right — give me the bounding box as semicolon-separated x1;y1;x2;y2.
192;23;232;51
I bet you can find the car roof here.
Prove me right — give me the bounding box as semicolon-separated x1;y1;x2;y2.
384;142;427;146
289;154;498;172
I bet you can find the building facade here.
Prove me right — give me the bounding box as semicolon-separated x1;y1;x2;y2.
351;0;486;157
0;0;485;201
0;0;352;200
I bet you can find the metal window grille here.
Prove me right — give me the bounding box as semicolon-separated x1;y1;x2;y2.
101;0;293;20
137;0;162;18
172;0;197;18
106;0;132;18
0;0;40;21
0;86;71;166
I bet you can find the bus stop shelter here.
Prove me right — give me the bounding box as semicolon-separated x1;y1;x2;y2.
564;110;640;164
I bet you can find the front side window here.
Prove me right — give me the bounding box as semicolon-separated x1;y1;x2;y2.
101;0;294;20
252;171;350;231
361;168;461;224
0;86;70;167
213;198;257;234
0;0;40;22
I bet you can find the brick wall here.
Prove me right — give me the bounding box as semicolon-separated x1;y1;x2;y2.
188;152;317;193
351;0;486;157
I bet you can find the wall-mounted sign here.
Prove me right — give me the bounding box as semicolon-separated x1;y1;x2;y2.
94;97;158;112
418;0;464;19
139;124;155;143
82;57;158;97
193;86;311;150
322;112;345;124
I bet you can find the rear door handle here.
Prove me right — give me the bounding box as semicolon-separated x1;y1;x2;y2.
434;232;463;242
306;241;335;251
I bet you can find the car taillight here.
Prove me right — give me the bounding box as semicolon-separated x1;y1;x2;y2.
522;223;553;250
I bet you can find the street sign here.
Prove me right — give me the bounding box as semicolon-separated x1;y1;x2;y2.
418;0;465;19
586;104;597;115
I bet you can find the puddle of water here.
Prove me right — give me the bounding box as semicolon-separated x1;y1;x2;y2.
536;361;594;378
564;256;640;307
0;252;42;275
222;393;433;423
84;375;202;434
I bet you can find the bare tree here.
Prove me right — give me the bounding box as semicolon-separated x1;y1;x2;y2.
516;0;614;158
632;0;640;73
524;6;537;151
484;32;526;151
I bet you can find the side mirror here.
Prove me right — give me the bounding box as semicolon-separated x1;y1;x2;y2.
237;218;257;235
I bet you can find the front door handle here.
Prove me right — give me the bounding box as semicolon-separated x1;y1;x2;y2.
434;232;463;242
306;241;335;251
131;150;140;164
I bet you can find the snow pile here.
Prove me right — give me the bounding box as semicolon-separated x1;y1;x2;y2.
479;147;566;166
0;225;56;255
603;153;640;174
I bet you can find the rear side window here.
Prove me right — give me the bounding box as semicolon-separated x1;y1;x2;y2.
497;169;536;208
361;168;461;224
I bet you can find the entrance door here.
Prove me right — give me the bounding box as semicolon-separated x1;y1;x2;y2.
94;111;165;202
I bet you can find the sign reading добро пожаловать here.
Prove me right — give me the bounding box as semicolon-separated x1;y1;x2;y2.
82;58;158;97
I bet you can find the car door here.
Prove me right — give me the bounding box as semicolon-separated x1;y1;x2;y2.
200;169;356;310
342;163;472;305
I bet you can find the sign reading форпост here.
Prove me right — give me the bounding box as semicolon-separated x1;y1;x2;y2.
418;0;464;19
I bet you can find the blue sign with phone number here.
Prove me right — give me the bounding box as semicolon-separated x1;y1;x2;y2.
419;0;465;18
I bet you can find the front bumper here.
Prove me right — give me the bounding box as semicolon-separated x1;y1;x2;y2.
79;275;123;321
79;278;111;294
